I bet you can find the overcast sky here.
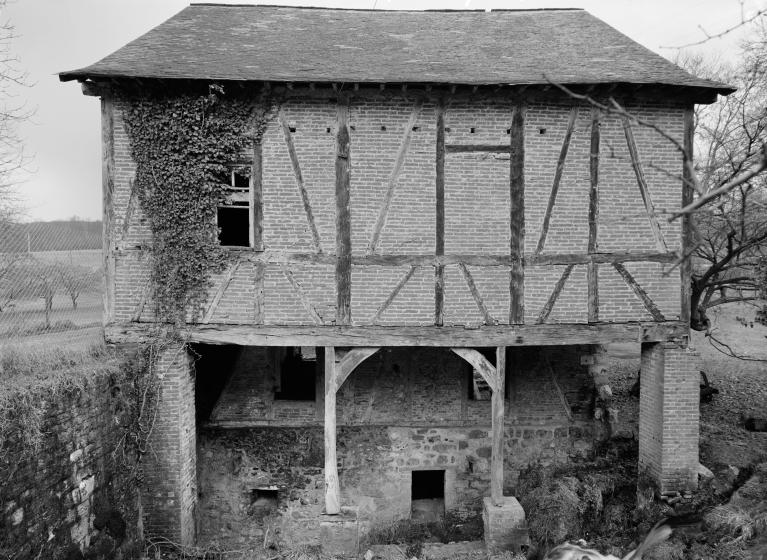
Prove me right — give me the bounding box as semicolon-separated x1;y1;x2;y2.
4;0;761;222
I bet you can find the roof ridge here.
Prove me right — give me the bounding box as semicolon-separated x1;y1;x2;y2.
189;3;585;12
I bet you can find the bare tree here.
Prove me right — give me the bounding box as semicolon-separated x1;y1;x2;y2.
678;33;767;330
56;262;98;310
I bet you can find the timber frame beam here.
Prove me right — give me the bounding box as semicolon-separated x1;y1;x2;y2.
324;346;380;514
451;347;506;505
105;321;689;347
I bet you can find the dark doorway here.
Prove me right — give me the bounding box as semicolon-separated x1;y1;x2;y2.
411;470;445;522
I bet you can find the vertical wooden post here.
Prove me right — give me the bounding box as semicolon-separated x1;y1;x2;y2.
588;108;601;323
435;99;446;326
680;108;694;326
490;346;506;506
251;141;264;251
101;98;115;325
509;104;526;324
324;346;341;514
336;97;352;325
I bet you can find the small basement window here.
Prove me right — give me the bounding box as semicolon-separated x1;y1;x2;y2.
411;470;445;522
274;347;317;401
217;165;251;247
248;488;279;519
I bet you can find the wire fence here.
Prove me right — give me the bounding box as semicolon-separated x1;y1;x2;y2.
0;220;104;344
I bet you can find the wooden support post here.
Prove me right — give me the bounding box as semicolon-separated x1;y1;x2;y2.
324;346;341;514
101;98;115;325
490;346;506;506
680;108;694;326
435;99;446;326
509;104;525;324
336;96;352;325
252;141;264;251
588;108;601;323
254;262;265;324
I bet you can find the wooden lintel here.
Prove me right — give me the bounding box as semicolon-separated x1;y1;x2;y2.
509;103;525;324
324;346;341;514
336;96;352;324
115;248;677;268
536;106;578;254
450;348;498;393
105;320;689;347
445;144;510;154
335;347;380;391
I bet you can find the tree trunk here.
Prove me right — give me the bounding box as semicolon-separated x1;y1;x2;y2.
689;279;709;331
44;293;53;329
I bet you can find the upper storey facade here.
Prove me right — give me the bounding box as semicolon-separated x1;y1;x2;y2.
60;5;732;338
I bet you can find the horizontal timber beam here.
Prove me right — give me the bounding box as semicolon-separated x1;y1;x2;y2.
105;321;688;347
445;144;510;153
114;249;678;267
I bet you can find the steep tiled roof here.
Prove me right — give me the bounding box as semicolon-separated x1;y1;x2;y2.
59;4;731;94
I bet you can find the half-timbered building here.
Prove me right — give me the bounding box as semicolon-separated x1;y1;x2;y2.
60;4;732;554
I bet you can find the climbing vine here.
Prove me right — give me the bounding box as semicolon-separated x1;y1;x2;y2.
123;85;277;324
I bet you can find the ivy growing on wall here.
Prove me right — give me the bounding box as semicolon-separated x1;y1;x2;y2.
123;85;277;324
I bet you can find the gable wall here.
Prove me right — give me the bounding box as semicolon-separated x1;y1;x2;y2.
109;94;683;326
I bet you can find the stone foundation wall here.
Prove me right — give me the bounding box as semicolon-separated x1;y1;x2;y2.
0;368;141;560
195;345;597;549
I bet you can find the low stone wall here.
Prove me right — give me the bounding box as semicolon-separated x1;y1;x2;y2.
0;364;141;559
197;420;594;549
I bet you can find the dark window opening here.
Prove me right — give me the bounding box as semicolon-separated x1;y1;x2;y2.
218;166;251;247
192;343;241;424
248;488;279;518
217;206;249;246
274;347;317;401
412;470;444;500
411;470;445;522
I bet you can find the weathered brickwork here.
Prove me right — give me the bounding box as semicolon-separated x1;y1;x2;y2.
194;345;596;549
108;94;685;327
141;343;197;546
0;373;140;560
638;342;700;494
